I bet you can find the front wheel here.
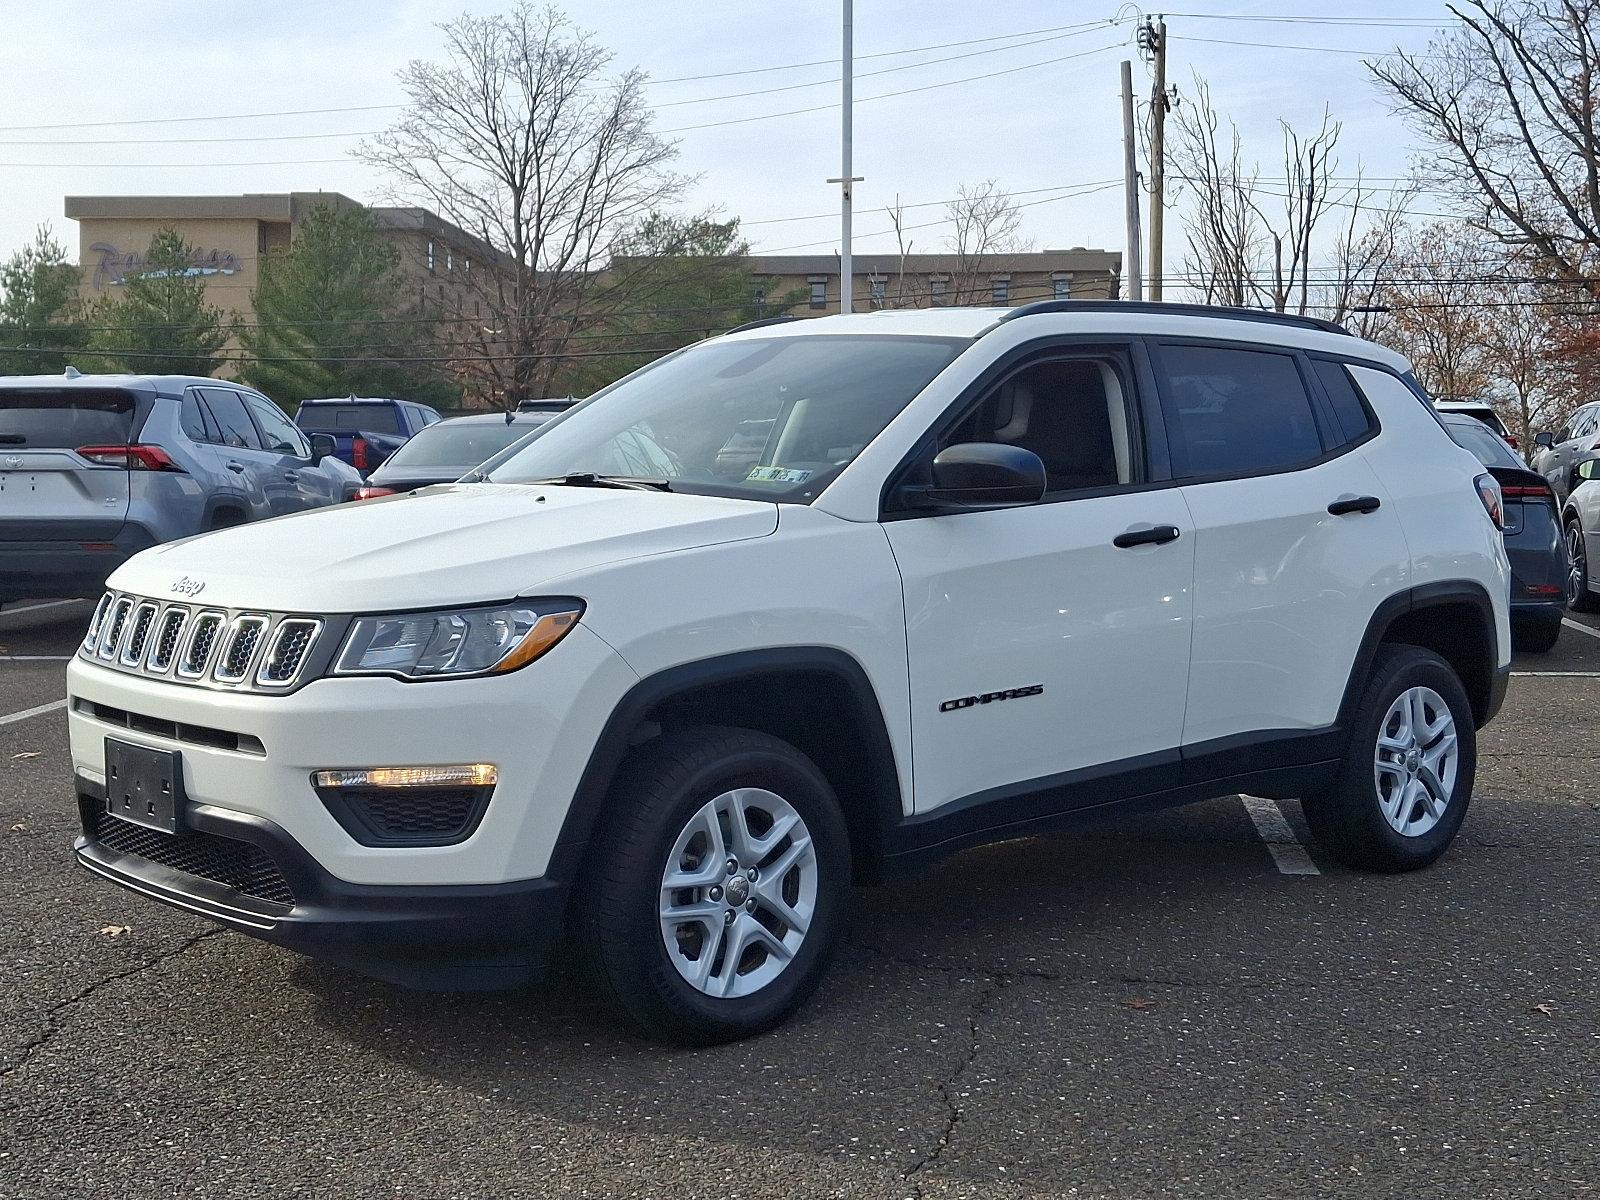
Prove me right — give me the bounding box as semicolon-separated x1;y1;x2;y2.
1566;519;1600;612
1303;645;1476;872
573;726;850;1044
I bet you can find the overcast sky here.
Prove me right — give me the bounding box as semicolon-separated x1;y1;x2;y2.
0;0;1455;276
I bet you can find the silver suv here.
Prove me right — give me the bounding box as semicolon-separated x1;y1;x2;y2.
0;370;360;602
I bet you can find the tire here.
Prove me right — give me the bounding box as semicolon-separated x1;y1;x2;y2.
1565;518;1600;612
1512;616;1562;654
1302;645;1476;873
573;726;851;1044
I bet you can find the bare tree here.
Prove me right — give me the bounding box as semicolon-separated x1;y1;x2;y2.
944;180;1031;305
1372;223;1501;397
1171;79;1262;306
359;3;686;405
1370;0;1600;298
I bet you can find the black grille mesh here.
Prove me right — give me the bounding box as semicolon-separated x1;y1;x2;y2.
150;609;188;671
91;809;296;908
101;599;131;657
337;787;487;843
182;615;223;675
218;620;265;679
260;621;317;684
122;604;156;664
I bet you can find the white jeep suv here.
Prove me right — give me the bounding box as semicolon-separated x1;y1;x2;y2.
67;302;1511;1043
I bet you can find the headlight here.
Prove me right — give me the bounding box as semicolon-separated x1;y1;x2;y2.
333;599;584;680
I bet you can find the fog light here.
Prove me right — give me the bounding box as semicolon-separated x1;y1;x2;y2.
311;764;497;789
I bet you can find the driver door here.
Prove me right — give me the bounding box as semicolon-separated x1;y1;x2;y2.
883;343;1195;818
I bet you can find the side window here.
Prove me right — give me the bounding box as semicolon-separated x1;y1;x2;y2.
939;351;1140;496
1310;359;1376;445
179;392;219;444
1571;407;1596;441
202;388;264;451
1157;344;1325;478
244;394;310;456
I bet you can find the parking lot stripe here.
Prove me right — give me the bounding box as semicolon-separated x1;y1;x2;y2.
1239;795;1320;875
1513;670;1600;677
0;599;85;619
0;655;72;662
1561;617;1600;640
0;699;68;727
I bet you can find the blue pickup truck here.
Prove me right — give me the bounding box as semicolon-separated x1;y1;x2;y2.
293;396;443;475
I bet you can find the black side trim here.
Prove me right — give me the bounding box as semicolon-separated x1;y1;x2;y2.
549;647;905;883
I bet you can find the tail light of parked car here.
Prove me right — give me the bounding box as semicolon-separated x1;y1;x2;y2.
352;485;397;501
1474;473;1505;530
1500;479;1555;504
352;437;369;471
76;444;183;472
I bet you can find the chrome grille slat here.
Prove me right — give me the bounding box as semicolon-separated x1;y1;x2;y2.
81;592;323;693
119;602;159;667
214;616;269;683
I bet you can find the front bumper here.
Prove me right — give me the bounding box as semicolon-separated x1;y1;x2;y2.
73;778;568;989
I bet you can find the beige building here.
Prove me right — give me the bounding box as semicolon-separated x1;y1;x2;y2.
745;249;1122;316
64;192;500;325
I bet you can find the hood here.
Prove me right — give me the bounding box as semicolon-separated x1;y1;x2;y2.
110;483;778;612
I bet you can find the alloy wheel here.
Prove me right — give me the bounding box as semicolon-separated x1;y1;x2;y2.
1568;523;1588;607
658;787;818;998
1372;685;1459;837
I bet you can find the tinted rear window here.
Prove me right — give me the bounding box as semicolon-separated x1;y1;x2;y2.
1311;360;1377;445
0;389;137;448
297;404;402;435
1444;419;1520;468
385;418;547;470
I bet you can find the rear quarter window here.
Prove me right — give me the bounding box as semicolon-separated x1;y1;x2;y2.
0;389;137;448
1310;359;1377;445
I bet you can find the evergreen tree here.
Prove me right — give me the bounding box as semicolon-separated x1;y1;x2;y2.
0;225;85;375
240;203;457;406
83;228;227;376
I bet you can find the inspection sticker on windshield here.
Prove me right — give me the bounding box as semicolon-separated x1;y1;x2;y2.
746;466;812;484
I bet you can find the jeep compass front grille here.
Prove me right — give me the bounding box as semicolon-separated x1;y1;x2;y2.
80;591;327;694
90;808;296;908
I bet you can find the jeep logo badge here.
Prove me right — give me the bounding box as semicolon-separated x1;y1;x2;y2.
170;577;206;597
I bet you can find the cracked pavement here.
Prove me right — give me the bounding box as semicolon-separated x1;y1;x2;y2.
3;598;1600;1198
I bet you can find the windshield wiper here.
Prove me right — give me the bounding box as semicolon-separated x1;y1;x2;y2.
523;472;673;492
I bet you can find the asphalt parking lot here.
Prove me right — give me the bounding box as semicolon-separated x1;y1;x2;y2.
3;600;1599;1199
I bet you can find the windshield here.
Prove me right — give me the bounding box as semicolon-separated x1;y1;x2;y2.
488;334;968;502
297;404;402;434
1445;418;1520;468
384;418;548;470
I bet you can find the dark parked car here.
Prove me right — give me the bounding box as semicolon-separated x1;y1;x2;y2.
1435;398;1519;455
293;396;443;475
515;396;578;415
353;411;556;499
1442;412;1566;652
0;371;359;602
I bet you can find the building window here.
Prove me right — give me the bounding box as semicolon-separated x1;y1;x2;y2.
474;299;481;318
427;240;436;273
992;277;1010;306
869;277;886;308
809;279;827;310
753;286;767;309
1053;275;1071;300
930;277;948;306
446;248;454;272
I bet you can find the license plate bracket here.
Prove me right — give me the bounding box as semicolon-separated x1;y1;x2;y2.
104;738;186;834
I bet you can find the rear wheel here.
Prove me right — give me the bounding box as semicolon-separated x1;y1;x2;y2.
1303;645;1475;872
573;726;850;1044
1566;518;1600;611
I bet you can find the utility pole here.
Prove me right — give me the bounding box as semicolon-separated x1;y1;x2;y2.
1120;59;1143;301
826;0;862;314
1144;18;1170;301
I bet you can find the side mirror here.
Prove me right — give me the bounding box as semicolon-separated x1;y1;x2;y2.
913;442;1047;509
308;433;337;465
1577;458;1599;482
1535;431;1556;449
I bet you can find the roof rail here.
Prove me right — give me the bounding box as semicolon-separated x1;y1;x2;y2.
724;315;803;335
993;299;1350;336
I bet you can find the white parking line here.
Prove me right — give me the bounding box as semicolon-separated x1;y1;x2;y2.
0;656;72;662
0;599;86;619
1514;670;1600;677
1240;795;1320;875
1561;617;1600;640
0;698;67;727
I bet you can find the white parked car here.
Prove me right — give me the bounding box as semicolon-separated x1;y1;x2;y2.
67;302;1511;1043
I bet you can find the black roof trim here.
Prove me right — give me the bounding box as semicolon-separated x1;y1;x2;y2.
725;315;804;335
994;299;1350;336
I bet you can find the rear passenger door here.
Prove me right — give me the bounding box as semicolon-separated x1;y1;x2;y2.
1151;341;1411;760
199;388;275;519
241;392;336;511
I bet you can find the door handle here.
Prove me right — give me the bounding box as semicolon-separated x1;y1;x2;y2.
1327;495;1381;516
225;461;245;474
282;471;299;482
1113;524;1182;548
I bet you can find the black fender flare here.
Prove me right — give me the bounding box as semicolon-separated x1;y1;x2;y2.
543;646;905;887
